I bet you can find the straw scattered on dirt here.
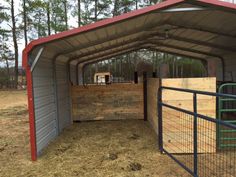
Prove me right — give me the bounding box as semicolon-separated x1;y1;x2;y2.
0;90;190;177
0;90;28;118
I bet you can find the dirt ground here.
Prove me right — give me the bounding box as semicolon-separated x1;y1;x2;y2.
0;90;190;177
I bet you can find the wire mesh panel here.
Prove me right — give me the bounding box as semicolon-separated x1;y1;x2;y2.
162;108;194;174
159;86;236;177
198;118;236;177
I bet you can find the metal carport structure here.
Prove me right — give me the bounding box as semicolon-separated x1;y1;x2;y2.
22;0;236;161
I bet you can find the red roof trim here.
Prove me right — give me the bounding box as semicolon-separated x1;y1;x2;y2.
194;0;236;10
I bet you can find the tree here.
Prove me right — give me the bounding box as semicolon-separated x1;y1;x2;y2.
149;0;162;5
77;0;81;27
112;0;135;16
9;0;19;88
20;0;48;40
81;0;93;25
22;0;28;46
113;0;119;17
62;0;69;30
71;0;82;27
120;0;134;13
94;0;98;21
92;0;112;21
31;0;47;38
46;1;51;35
0;32;14;86
135;0;139;10
0;7;13;86
96;0;112;20
51;0;68;33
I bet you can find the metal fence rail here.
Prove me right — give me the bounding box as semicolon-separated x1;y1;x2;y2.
218;83;236;149
158;86;236;177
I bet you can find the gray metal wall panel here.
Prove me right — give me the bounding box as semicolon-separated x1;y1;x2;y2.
70;65;77;85
33;76;54;87
33;68;54;77
224;55;236;82
34;103;55;119
34;95;55;109
56;60;71;133
33;86;54;98
78;64;83;85
36;120;57;141
32;58;58;155
35;112;56;131
37;127;57;153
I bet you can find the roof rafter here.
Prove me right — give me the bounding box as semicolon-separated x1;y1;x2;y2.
152;32;236;53
149;40;223;59
81;47;147;68
70;42;148;65
67;37;153;63
166;22;236;39
150;47;207;63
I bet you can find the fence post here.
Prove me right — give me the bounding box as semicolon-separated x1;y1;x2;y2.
158;87;163;152
134;72;138;84
193;93;198;177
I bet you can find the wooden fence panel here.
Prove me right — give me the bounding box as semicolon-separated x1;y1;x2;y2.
162;77;216;153
71;83;143;121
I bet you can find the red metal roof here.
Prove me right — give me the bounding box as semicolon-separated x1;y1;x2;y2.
22;0;236;68
22;0;183;68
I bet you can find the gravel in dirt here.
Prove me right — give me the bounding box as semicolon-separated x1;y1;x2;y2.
129;162;142;171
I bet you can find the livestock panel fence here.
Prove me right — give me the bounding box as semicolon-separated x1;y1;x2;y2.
158;86;236;177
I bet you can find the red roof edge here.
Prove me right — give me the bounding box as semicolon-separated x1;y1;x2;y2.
193;0;236;10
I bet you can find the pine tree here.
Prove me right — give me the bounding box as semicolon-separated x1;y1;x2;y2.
77;0;81;27
31;0;47;38
22;0;48;39
120;0;134;13
112;0;135;16
51;0;68;33
81;0;93;25
5;0;19;88
113;0;119;17
46;1;51;35
0;32;14;86
71;0;82;27
0;7;13;86
22;0;28;46
95;0;112;20
62;0;69;30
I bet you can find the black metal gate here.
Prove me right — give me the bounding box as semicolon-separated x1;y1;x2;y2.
158;86;236;177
